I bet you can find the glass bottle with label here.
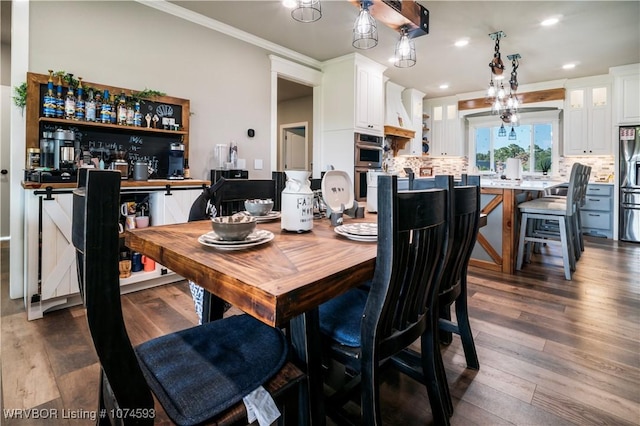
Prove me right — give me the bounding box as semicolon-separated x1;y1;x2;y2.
64;80;76;120
133;100;142;127
85;89;96;122
42;70;55;118
74;77;85;121
100;89;112;124
55;75;64;118
110;93;117;124
117;91;127;125
94;90;103;120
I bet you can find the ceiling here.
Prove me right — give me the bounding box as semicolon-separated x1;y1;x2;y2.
169;0;639;98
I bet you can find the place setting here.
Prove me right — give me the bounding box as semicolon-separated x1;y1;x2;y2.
198;214;274;250
241;199;281;223
334;222;377;242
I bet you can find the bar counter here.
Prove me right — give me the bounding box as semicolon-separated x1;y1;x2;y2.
22;178;210;190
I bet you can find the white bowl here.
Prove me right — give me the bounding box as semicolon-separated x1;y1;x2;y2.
211;215;257;241
244;199;274;216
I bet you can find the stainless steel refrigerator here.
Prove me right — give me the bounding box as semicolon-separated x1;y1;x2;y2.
619;126;640;242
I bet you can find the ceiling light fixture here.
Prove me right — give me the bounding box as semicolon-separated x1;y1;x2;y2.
509;126;517;140
352;0;378;49
282;0;296;8
486;32;523;126
541;17;559;26
454;39;469;47
394;26;416;68
563;63;576;70
291;0;322;23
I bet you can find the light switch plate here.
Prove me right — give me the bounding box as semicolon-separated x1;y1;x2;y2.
254;159;263;170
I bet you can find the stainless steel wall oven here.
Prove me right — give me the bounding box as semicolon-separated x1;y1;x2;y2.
354;133;383;201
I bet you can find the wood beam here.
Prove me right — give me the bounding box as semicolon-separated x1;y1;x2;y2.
458;88;565;111
350;0;429;37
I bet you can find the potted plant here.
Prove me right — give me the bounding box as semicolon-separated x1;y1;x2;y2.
539;158;552;175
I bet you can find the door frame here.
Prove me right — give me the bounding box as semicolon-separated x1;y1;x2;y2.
279;122;308;170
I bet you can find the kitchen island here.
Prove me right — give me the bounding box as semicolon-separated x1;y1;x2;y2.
471;179;566;274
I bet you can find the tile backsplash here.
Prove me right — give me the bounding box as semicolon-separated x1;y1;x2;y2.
385;154;615;183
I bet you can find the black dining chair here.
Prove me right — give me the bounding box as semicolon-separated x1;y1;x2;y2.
72;169;304;426
318;174;454;425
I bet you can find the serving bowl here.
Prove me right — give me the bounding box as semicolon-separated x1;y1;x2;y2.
211;215;257;241
244;199;274;216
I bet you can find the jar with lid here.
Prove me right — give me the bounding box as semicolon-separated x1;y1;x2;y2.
26;148;40;170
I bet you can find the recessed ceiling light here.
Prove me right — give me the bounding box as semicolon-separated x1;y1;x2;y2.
454;39;469;47
388;57;397;63
563;63;576;70
439;84;449;89
541;17;560;26
282;0;296;8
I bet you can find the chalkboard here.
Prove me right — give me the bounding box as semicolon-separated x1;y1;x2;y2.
42;123;182;178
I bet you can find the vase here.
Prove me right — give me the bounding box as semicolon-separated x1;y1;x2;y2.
281;170;314;232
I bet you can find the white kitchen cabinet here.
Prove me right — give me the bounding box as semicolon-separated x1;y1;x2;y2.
424;98;464;157
399;88;426;156
563;77;612;155
321;53;386;136
24;184;205;320
611;63;640;125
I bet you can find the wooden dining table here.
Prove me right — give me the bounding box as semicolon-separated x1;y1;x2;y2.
125;216;378;425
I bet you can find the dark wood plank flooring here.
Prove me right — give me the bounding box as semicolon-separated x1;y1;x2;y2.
1;237;639;425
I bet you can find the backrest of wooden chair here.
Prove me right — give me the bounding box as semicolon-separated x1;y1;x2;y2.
363;174;452;357
212;178;277;216
565;163;582;214
72;169;154;414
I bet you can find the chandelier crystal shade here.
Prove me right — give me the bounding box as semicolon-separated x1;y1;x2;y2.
291;0;322;23
352;1;378;49
486;31;522;128
394;26;416;68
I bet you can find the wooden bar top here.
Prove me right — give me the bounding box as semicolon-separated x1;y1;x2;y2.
22;178;210;190
125;218;378;327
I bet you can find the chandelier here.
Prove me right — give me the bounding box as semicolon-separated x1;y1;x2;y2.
486;31;522;139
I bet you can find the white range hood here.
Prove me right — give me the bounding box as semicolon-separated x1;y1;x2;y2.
385;81;413;131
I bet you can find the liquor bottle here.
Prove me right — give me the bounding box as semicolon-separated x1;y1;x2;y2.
74;77;85;121
126;93;134;126
117;91;127;125
94;90;103;120
133;100;142;127
85;89;96;122
43;70;55;118
183;159;190;178
100;89;111;124
55;75;64;118
64;81;76;120
110;93;117;124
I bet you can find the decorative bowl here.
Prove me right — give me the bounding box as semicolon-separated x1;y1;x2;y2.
211;215;257;241
244;199;274;216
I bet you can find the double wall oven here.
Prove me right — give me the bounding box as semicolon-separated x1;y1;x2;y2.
354;133;383;201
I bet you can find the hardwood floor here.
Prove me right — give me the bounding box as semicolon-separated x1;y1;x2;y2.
1;236;639;425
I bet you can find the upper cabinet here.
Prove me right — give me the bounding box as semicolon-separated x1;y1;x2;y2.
322;53;386;136
424;98;464;157
563;76;612;156
611;64;640;125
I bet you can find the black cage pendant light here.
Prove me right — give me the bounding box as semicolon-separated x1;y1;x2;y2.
353;0;378;49
291;0;322;23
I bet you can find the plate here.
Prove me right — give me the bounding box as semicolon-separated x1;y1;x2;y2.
338;222;377;237
321;171;355;213
334;226;377;242
244;211;281;222
198;230;274;250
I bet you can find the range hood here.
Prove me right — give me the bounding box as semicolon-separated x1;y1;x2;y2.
385;81;415;153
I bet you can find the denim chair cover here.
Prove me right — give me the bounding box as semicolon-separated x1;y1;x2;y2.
72;169;303;425
318;174;454;425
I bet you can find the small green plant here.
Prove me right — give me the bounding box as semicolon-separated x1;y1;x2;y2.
539;158;552;174
12;82;27;109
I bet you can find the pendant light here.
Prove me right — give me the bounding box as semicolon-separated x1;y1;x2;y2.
498;123;507;137
394;26;416;68
509;126;517;140
352;0;378;49
291;0;321;23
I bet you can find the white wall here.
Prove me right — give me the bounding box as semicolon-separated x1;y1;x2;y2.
28;1;275;181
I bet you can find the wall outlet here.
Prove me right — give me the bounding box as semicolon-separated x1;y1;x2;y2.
254;159;263;170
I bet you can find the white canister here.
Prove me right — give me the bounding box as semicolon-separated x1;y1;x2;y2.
281;170;314;232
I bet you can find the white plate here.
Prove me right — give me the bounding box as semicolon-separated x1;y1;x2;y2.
322;171;355;213
338;222;377;237
244;211;281;222
198;230;274;250
334;227;377;242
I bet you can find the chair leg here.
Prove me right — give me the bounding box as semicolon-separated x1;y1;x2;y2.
360;349;382;425
439;304;453;345
516;213;528;270
454;276;479;370
420;327;451;424
558;217;573;280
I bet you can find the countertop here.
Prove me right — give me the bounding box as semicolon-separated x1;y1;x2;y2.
22;179;210;190
480;179;567;191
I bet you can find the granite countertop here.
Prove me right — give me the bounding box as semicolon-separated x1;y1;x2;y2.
480;179;567;191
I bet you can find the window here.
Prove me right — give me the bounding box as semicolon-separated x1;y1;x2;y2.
468;110;560;175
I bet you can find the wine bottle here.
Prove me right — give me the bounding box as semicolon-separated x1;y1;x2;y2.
117;91;127;125
55;75;64;118
74;77;85;121
100;89;111;124
43;70;55;118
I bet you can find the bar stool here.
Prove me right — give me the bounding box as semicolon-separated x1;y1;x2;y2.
516;163;582;280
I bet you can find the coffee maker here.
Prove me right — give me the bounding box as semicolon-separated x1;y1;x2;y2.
167;142;184;179
53;129;77;172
